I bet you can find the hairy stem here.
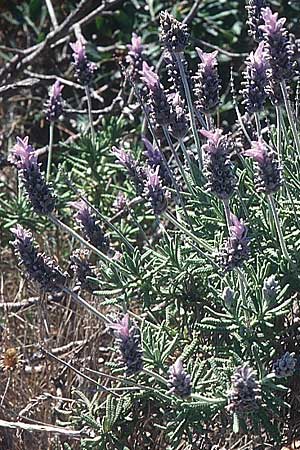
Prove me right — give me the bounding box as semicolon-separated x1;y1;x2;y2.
175;53;203;169
280;81;300;157
275;106;282;164
267;194;291;262
46;121;54;182
85;86;95;143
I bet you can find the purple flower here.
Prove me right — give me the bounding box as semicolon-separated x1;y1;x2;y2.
127;33;143;55
227;364;261;415
110;314;143;376
260;7;295;82
159;11;189;53
169;92;188;139
70;249;98;293
126;33;144;81
242;42;269;113
200;129;236;200
12;224;66;292
230;213;248;241
142;62;172;128
144;166;168;215
112;146;146;195
8;136;36;168
273;352;297;378
193;48;221;114
167;357;192;398
218;213;250;272
113;191;128;214
141;62;160;92
45;80;64;122
244;139;282;194
70;37;96;85
71;200;110;252
143;137;172;186
9;137;55;215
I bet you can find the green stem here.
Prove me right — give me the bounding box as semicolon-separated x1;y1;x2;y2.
85;86;95;143
254;112;261;137
179;138;196;185
46;121;54;182
163;126;193;195
275;106;282;164
163;211;214;256
280;81;300;157
49;214;131;275
222;199;231;233
63;287;111;324
175;53;203;169
267;194;290;262
142;368;168;386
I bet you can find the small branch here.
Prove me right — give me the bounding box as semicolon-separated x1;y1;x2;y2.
45;0;58;29
0;419;82;437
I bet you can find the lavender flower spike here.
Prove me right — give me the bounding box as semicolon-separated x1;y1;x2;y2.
112;146;146;195
246;0;267;42
260;7;295;82
126;33;144;81
273;352;297;378
70;37;96;85
159;11;189;53
144;166;168;216
143;137;171;186
142;62;172;128
218;213;250;272
227;364;261;415
9;136;55;215
111;314;143;376
169;92;188;140
167;357;192;398
244;139;282;194
45;80;64;122
71;200;110;252
242;42;268;114
70;249;98;293
193;48;221;115
200;128;236;200
12;224;66;292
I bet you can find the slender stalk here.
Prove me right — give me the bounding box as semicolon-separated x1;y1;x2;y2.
130;209;151;246
46;121;54;182
163;126;192;194
222;199;231;233
163;211;214;254
179;138;195;183
42;345;119;396
267;194;291;262
85;86;95;143
275;106;282;164
45;0;58;29
205;114;212;131
280;81;300;157
49;214;131;275
254;112;261;137
142;368;168;386
175;53;203;169
63;287;111;324
236;268;250;326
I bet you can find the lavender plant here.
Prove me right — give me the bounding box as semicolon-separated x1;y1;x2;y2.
3;2;300;449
